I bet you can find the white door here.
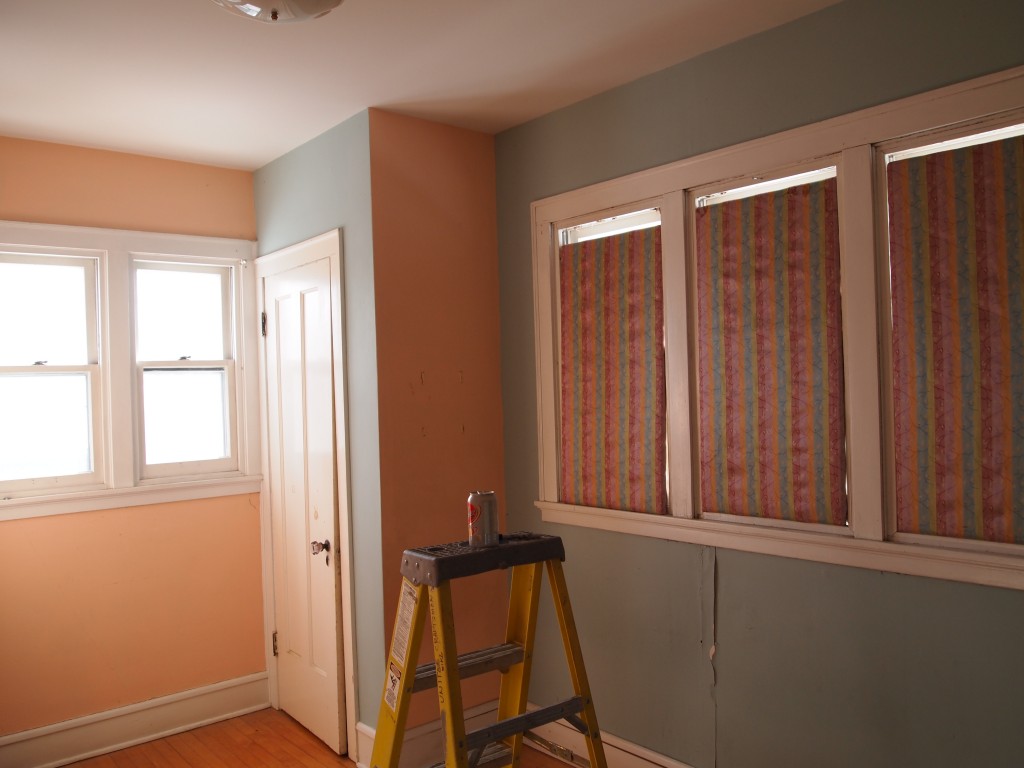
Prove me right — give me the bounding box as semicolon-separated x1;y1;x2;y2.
259;233;349;753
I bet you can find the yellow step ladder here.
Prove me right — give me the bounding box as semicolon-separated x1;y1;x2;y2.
370;532;608;768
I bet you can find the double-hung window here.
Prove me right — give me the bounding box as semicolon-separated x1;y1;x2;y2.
0;250;103;492
0;221;258;517
135;261;238;478
531;66;1024;589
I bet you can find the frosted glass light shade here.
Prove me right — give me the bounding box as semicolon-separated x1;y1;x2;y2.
210;0;343;23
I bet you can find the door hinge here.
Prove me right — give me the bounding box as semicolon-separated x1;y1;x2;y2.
261;311;267;337
272;630;278;656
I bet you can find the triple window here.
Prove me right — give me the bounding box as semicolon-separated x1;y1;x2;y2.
533;69;1024;583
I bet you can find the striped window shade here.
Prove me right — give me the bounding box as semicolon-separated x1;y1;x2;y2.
694;177;848;525
887;134;1024;544
558;226;667;515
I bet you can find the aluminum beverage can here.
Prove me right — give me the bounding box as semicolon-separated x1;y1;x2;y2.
467;491;499;547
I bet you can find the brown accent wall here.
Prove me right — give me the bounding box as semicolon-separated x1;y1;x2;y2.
369;109;507;727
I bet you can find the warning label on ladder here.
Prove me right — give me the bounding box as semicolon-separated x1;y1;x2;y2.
393;580;417;666
384;661;402;712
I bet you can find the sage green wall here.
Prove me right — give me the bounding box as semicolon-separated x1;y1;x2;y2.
495;0;1024;766
254;111;385;725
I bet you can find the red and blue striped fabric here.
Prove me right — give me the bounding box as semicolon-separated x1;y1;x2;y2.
694;178;847;525
558;226;667;515
888;135;1024;544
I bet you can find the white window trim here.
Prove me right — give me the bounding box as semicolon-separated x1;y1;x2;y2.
0;220;261;520
531;64;1024;591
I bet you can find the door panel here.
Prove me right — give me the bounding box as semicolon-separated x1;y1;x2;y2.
263;255;344;752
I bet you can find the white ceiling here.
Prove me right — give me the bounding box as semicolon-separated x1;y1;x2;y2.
1;0;838;171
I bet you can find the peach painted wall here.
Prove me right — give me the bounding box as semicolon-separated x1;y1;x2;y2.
0;137;261;736
0;495;265;735
0;136;255;239
369;110;507;726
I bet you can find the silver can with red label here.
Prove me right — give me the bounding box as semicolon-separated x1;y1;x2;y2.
467;490;499;547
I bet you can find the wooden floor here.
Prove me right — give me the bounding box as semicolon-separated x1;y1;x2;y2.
67;708;568;768
68;708;353;768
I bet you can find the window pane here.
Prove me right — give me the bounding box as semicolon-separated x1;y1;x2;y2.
136;268;225;361
142;369;229;465
0;261;89;365
887;134;1024;544
694;176;847;525
558;226;667;515
0;373;92;481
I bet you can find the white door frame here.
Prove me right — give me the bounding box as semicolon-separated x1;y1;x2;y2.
256;229;359;756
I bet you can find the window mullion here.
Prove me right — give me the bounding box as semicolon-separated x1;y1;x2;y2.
661;190;693;518
106;249;135;488
532;215;561;503
235;256;259;476
839;145;885;541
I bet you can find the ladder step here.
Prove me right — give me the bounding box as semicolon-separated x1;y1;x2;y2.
466;696;584;751
413;642;525;693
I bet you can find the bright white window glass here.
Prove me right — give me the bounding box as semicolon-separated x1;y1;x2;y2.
136;269;225;361
0;262;88;365
0;374;92;481
562;208;661;244
142;368;228;464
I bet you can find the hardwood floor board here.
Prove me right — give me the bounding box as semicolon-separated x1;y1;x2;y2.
134;741;180;768
107;745;157;768
246;709;347;768
201;718;261;752
185;723;257;767
163;728;234;768
225;718;312;768
206;717;303;768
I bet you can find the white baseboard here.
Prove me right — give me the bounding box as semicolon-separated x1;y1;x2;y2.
355;700;692;768
0;672;270;768
356;700;499;768
526;709;695;768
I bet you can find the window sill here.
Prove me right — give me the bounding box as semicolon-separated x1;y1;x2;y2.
537;501;1024;592
0;474;262;522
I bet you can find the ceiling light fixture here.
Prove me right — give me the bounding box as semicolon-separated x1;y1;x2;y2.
210;0;343;23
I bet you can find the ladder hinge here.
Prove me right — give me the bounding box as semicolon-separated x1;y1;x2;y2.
261;311;267;337
272;630;278;656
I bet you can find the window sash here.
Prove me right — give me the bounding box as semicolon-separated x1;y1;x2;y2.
133;260;233;363
0;253;99;367
886;133;1024;545
136;360;239;479
693;175;848;526
557;225;667;515
0;365;105;493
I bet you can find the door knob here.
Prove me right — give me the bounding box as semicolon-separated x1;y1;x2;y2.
310;539;331;555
